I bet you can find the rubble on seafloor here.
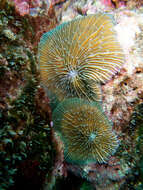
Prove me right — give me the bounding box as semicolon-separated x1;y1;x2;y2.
0;0;143;190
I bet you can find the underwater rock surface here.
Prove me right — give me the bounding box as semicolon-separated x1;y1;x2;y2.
48;0;143;190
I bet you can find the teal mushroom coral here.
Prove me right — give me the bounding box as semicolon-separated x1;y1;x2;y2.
52;98;119;164
38;13;123;165
38;13;124;102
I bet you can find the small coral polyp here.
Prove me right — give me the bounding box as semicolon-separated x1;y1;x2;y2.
52;98;119;164
38;14;124;102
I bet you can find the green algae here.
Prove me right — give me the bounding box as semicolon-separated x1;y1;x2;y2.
80;181;94;190
134;104;143;186
127;103;143;188
0;1;55;189
0;56;55;189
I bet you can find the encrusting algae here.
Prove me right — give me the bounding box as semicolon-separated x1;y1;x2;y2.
38;13;124;102
52;98;119;164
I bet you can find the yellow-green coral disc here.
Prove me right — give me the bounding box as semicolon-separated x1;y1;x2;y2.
39;14;124;101
52;98;119;164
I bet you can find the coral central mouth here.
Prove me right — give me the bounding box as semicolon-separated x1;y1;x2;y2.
89;133;97;141
67;70;78;79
